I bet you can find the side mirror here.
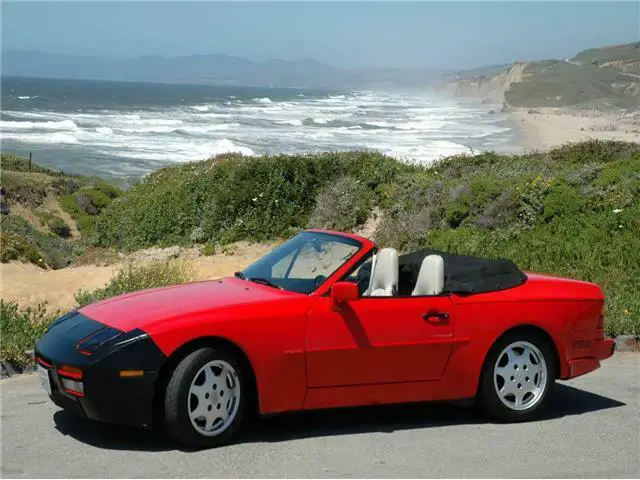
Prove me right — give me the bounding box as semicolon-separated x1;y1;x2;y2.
330;281;360;308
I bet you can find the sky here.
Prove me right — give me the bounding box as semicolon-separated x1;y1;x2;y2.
1;1;639;70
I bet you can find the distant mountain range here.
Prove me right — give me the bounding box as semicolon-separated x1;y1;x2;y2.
0;51;443;89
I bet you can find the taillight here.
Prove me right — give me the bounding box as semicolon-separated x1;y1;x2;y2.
597;305;605;330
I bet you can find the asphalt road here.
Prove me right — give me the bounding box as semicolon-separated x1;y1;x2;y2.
2;353;639;478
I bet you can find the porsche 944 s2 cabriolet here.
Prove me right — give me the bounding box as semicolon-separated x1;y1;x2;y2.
35;229;615;447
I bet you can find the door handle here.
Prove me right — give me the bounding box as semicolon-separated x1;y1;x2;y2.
422;310;450;323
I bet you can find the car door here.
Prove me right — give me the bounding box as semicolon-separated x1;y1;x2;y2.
306;292;455;388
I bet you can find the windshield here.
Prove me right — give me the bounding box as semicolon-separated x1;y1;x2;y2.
240;231;361;294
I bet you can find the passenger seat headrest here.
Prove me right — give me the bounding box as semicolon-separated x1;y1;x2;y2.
411;254;445;296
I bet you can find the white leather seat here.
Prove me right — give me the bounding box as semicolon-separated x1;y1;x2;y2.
411;254;445;296
367;248;398;296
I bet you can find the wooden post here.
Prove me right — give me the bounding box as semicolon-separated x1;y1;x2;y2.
29;152;32;171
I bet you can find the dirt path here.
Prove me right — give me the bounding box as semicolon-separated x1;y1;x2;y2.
0;242;276;312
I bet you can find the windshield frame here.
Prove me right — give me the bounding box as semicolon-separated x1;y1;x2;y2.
239;230;374;295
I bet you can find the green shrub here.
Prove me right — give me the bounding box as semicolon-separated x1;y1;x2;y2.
74;260;195;307
201;243;217;256
308;176;373;232
60;194;95;233
84;189;111;210
94;152;405;250
60;185;118;234
0;232;44;267
542;183;584;221
0;300;57;368
94;181;121;199
1;216;78;269
36;211;71;238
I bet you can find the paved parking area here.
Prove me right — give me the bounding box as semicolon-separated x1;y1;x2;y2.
1;353;639;478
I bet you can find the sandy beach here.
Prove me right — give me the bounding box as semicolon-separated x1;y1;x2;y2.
510;108;640;151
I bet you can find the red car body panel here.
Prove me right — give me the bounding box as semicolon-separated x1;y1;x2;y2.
78;230;614;416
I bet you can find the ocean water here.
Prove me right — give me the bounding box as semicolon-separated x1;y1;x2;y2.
1;76;518;184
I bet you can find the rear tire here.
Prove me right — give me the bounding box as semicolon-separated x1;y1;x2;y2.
163;347;247;448
478;331;556;422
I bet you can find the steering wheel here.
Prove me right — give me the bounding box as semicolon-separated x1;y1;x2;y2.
313;274;326;287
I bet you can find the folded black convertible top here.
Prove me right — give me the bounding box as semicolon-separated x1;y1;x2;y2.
397;248;528;295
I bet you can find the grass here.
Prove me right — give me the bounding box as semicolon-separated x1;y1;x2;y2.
0;300;57;368
74;260;196;307
572;42;640;75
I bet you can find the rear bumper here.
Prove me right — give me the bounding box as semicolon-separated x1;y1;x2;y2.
565;337;615;379
594;337;616;360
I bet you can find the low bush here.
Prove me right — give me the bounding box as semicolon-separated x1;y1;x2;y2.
0;300;57;368
60;184;119;234
94;151;403;250
74;260;195;307
308;176;373;232
1;216;78;269
36;211;71;238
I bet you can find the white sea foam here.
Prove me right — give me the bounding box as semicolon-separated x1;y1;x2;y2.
275;119;304;126
3;89;514;174
0;119;78;131
190;105;211;112
1;132;79;144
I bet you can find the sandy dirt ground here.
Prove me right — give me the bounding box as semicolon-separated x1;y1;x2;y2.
510;108;640;151
0;242;276;312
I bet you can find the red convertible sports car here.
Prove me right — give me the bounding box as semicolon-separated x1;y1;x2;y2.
35;229;615;447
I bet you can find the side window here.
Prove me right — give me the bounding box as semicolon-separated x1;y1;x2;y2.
345;257;373;296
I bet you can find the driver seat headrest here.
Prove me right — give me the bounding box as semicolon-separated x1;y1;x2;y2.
367;248;399;296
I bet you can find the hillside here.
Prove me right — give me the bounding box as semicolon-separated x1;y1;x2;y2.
0;154;121;269
451;42;640;112
572;42;640;76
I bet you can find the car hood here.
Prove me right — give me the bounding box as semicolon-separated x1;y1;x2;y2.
79;277;294;332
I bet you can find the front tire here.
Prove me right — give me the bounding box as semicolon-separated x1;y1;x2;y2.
163;347;247;448
478;331;556;422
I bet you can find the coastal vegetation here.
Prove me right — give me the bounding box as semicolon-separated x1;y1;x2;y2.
0;153;121;268
1;140;639;361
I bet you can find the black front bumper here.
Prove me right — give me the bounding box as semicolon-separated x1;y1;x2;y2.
35;312;167;429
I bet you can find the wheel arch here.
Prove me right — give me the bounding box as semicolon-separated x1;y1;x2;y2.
152;336;260;428
480;324;562;385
